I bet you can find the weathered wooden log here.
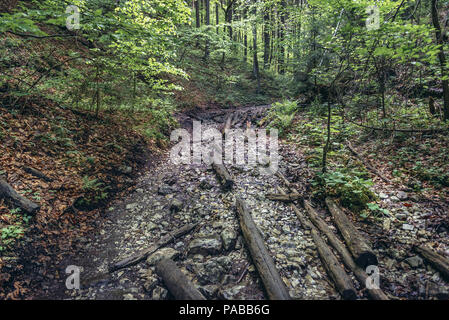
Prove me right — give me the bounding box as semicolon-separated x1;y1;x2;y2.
235;197;291;300
23;166;53;182
346;142;389;183
109;223;197;272
155;258;206;300
415;245;449;280
325;198;378;269
0;178;40;214
304;201;388;300
212;163;234;191
266;193;302;203
277;172;387;299
276;186;357;300
311;228;357;300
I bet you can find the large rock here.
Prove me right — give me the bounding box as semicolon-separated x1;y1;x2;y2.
195;256;231;285
146;248;180;266
405;255;423;268
188;235;222;256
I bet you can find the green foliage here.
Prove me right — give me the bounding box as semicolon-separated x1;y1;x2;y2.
265;100;298;137
314;169;376;211
80;175;109;206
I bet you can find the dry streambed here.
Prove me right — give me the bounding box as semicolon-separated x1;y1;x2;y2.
47;106;449;301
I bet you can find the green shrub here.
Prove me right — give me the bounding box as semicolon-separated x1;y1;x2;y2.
313;169;376;211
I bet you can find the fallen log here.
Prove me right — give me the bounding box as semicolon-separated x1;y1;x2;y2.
277;172;386;299
109;223;197;272
155;258;206;300
23;166;53;182
276;187;357;300
311;228;357;300
346;142;389;183
235;197;291;300
212;163;234;191
326;198;378;269
0;178;40;214
415;245;449;280
304;201;388;300
266;193;302;203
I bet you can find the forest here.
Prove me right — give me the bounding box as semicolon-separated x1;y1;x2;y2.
0;0;449;303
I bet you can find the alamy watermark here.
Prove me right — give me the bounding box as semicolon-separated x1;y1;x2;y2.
365;265;380;290
366;5;380;31
170;121;279;175
65;265;82;290
66;5;80;30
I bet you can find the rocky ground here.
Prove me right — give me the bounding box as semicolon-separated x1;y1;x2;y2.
34;106;449;300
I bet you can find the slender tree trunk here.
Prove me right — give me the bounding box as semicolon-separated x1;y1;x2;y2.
322;101;331;173
204;0;210;60
263;6;271;69
279;0;286;74
243;6;248;63
431;0;449;120
253;6;261;94
216;3;219;34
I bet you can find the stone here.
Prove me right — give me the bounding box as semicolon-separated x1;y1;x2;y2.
383;218;391;231
195;259;229;285
221;228;237;251
146;248;180;266
402;224;414;231
199;179;213;190
119;166;132;174
390;196;400;202
152;286;168;300
158;185;174;195
143;276;158;293
163;176;177;186
170;199;184;213
199;285;219;299
146;222;158;232
188;236;222;256
220;285;245;300
126;203;139;211
397;191;408;201
379;193;389;200
405;256;423;268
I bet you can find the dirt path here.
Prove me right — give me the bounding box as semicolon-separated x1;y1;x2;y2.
35;106;449;301
33;106;338;300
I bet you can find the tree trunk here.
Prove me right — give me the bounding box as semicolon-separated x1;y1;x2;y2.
109;223;197;272
155;258;206;300
253;6;261;94
326;198;378;269
304;201;388;300
235;197;291;300
0;178;40;214
415;245;449;280
311;229;357;300
431;0;449;121
263;6;271;69
204;0;210;60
